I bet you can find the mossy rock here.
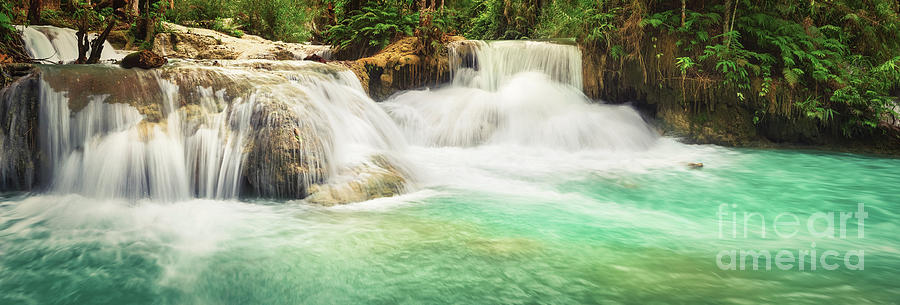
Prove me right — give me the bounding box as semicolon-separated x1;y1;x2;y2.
120;51;168;69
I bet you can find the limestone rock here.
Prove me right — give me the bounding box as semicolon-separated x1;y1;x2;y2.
152;22;330;60
0;74;39;191
343;35;466;100
245;95;334;198
306;155;410;205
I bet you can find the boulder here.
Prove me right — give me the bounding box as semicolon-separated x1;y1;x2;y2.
304;54;327;63
343;35;466;100
120;50;168;69
245;94;334;198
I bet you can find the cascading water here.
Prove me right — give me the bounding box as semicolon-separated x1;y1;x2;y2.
382;40;658;150
449;40;583;90
18;25;122;63
0;61;410;202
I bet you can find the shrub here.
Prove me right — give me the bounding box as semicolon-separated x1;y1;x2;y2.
324;2;418;54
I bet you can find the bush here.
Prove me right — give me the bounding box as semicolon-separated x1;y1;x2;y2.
324;1;418;55
236;0;312;42
209;17;244;38
164;0;311;42
164;0;235;25
0;2;14;37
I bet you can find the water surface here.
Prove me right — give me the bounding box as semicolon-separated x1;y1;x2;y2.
2;142;898;304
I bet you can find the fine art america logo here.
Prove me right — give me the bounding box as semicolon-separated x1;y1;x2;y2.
715;203;867;271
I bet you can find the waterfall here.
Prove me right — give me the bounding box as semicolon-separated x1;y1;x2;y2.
449;40;583;90
18;25;122;63
382;40;658;150
0;61;409;201
1;36;658;202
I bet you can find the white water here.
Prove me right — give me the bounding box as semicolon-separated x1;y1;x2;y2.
383;40;658;150
3;38;664;202
18;25;122;63
449;40;583;90
39;76;253;200
25;62;407;200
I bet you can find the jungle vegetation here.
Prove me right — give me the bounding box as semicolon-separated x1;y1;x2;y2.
2;0;899;137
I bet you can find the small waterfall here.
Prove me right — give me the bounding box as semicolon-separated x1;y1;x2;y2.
383;40;657;150
18;25;122;63
449;40;583;90
0;61;409;201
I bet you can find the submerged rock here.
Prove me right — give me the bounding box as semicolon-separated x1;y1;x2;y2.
120;50;168;69
306;155;410;205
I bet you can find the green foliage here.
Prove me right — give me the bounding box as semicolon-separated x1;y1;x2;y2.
238;0;312;42
645;9;720;52
536;0;619;47
0;2;14;38
165;0;234;24
458;0;542;40
72;0;115;32
459;0;504;39
325;2;418;50
644;0;900;136
675;56;695;75
208;18;244;38
165;0;311;42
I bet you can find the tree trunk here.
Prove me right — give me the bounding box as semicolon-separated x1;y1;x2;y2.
725;0;738;48
722;0;731;38
28;0;42;25
86;17;117;64
681;0;686;27
76;29;89;63
135;0;159;44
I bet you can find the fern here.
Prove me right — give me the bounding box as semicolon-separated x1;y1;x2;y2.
325;2;418;53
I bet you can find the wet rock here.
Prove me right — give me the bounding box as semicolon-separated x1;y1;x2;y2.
105;30;130;50
120;50;168;69
0;74;40;191
195;45;241;60
272;48;295;60
304;54;327;63
2;63;34;77
688;162;704;169
343;35;466;100
306;155;410;205
245;95;334;198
